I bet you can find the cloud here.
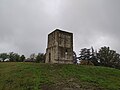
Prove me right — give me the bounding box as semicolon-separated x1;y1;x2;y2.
0;0;120;57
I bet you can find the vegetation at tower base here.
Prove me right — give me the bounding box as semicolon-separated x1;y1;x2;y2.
0;62;120;90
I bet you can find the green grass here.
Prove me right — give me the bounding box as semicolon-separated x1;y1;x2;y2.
0;62;120;90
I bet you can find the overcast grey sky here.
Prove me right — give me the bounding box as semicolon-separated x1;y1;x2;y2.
0;0;120;57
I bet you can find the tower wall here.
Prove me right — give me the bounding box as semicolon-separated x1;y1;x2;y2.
45;29;73;64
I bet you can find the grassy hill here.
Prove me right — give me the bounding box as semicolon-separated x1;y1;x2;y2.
0;62;120;90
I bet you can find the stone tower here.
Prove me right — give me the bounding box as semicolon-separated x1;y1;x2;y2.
45;29;73;64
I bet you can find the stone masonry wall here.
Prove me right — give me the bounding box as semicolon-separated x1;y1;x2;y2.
45;29;73;64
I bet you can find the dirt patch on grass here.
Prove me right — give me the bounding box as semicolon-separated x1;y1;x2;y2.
41;83;104;90
40;79;104;90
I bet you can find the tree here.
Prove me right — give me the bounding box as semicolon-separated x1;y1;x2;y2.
90;47;99;66
9;52;15;62
0;53;8;62
20;55;25;62
79;48;92;65
30;53;36;61
79;47;99;65
36;53;45;63
79;48;91;60
73;51;77;64
97;46;120;68
9;52;20;62
14;53;20;62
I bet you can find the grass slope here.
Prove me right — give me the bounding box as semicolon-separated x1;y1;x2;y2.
0;62;120;90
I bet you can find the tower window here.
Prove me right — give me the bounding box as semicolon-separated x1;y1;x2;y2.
65;49;68;55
